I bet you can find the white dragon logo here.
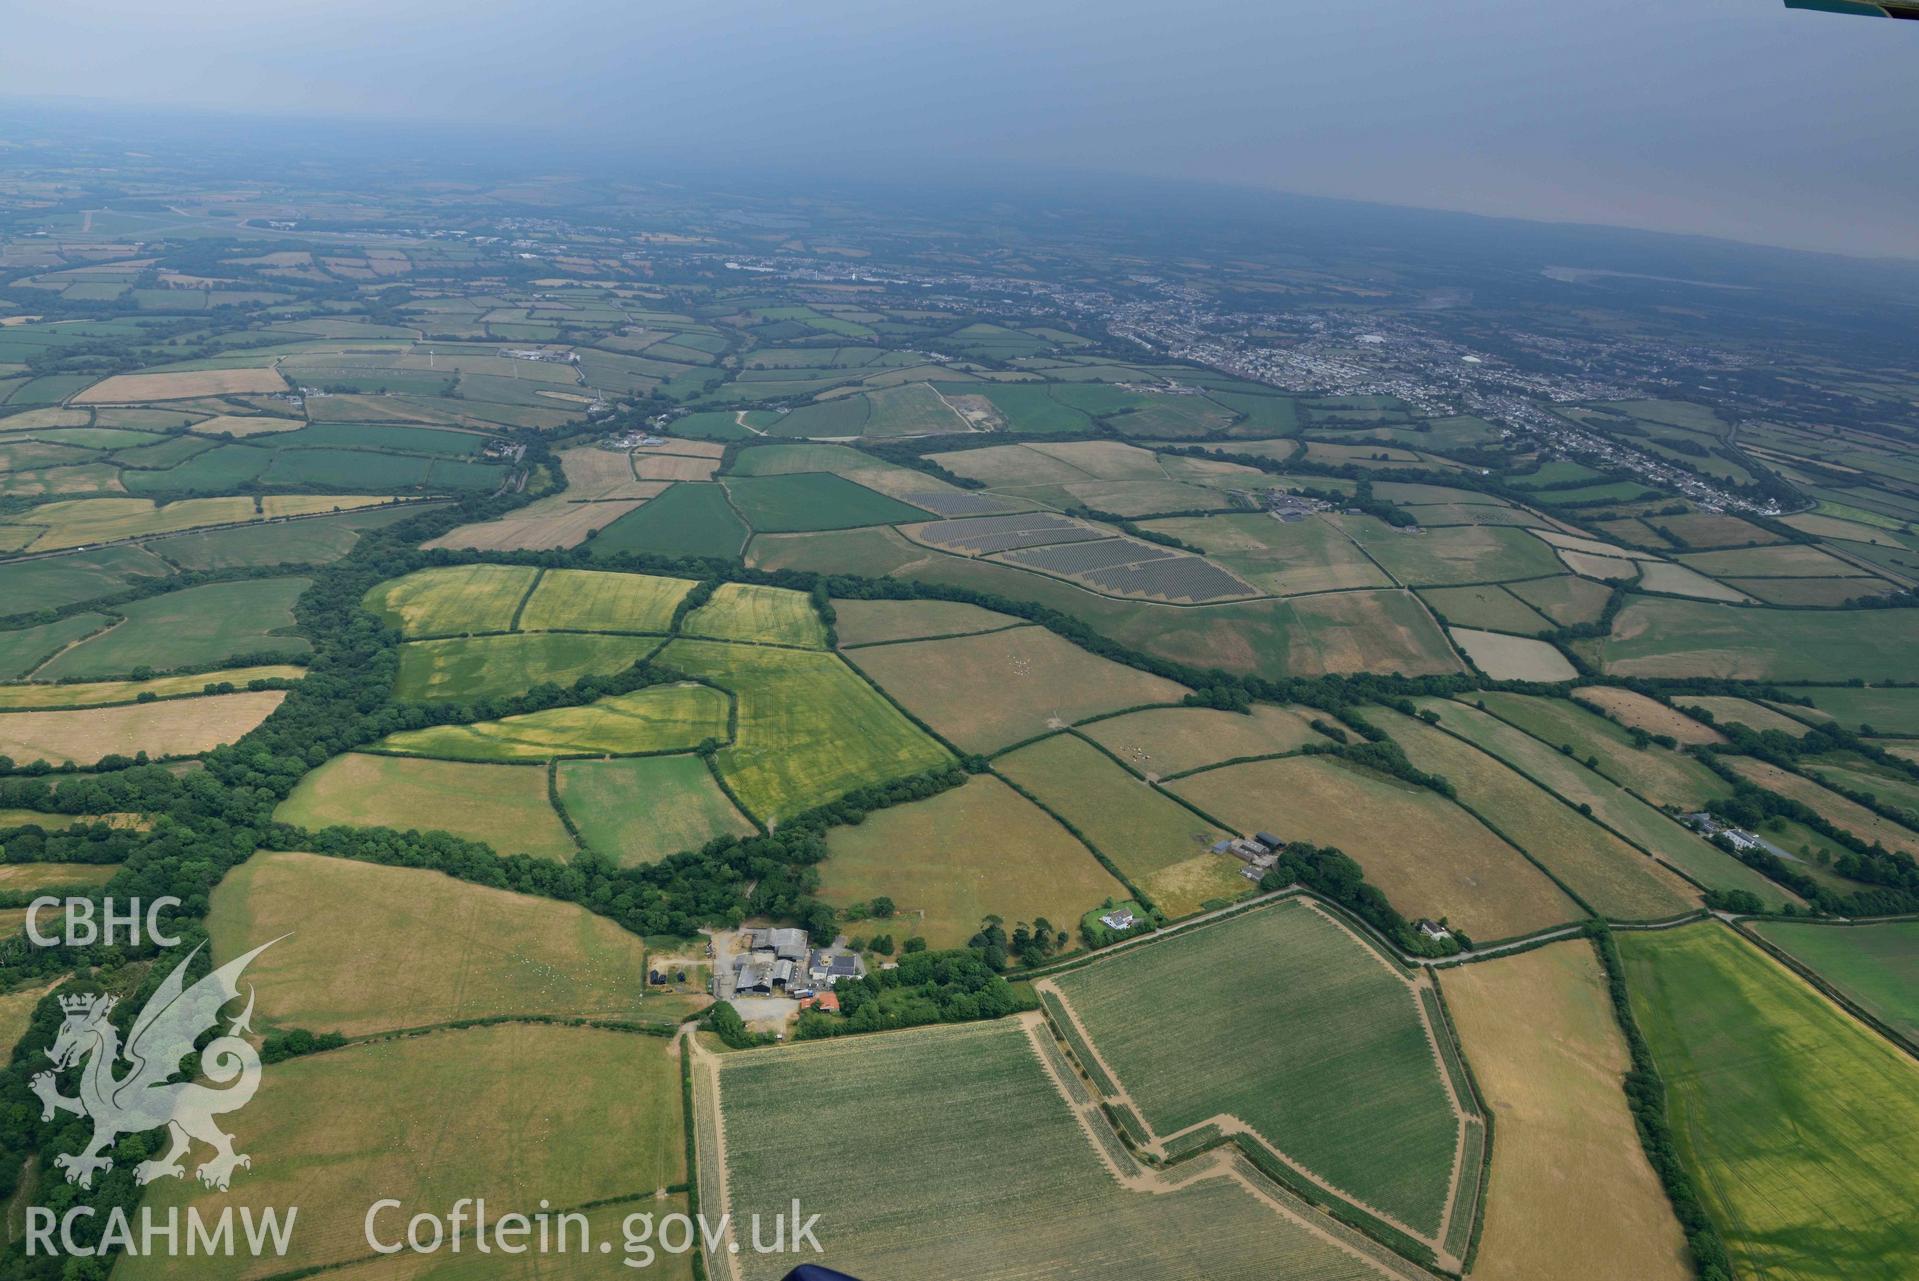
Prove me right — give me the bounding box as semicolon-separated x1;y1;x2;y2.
31;938;280;1191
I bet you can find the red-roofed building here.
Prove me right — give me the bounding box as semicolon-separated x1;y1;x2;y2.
799;992;840;1014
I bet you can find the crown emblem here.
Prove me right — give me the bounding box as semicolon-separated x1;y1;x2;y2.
58;993;112;1016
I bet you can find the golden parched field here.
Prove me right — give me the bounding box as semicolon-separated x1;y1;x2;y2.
1439;941;1689;1281
847;625;1191;754
0;663;302;710
818;774;1125;948
207;851;661;1036
118;1023;686;1281
1572;686;1726;746
274;752;577;859
1078;703;1337;778
72;365;290;403
1369;706;1699;921
1171;755;1582;942
0;690;285;766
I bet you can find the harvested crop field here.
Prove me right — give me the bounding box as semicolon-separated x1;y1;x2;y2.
1051;899;1467;1242
1723;756;1919;858
1171;755;1580;941
708;1018;1406;1281
996;734;1243;916
831;598;1019;646
73;366;289;403
819;775;1124;947
1619;924;1919;1281
421;493;653;551
393;632;649;702
206;850;657;1035
373;683;729;761
632;452;719;480
846;626;1189;754
516;567;693;634
1370;706;1697;920
0;690;284;765
556;754;757;866
1572;686;1726;745
1078;703;1334;778
682;582;826;647
1439;941;1689;1281
274;752;575;859
1449;628;1577;681
659;640;950;822
557;445;661;500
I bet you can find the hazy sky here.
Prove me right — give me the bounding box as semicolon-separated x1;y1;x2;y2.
5;0;1916;258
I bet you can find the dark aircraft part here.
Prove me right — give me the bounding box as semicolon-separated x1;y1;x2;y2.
782;1269;864;1281
1785;0;1919;17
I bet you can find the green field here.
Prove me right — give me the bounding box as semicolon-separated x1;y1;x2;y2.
995;734;1242;915
1347;522;1563;587
1580;598;1918;682
710;1018;1402;1281
364;563;538;637
681;581;827;648
556;754;758;866
514;567;695;634
1748;919;1919;1048
588;483;747;558
1369;706;1698;920
820;774;1124;947
0;613;114;678
723;471;926;531
1052;899;1465;1239
38;577;310;678
1417;585;1552;635
0;543;172;616
393;632;651;701
1782;685;1919;735
144;502;432;569
275;752;576;858
658;639;951;822
372;683;729;761
1620;924;1919;1281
